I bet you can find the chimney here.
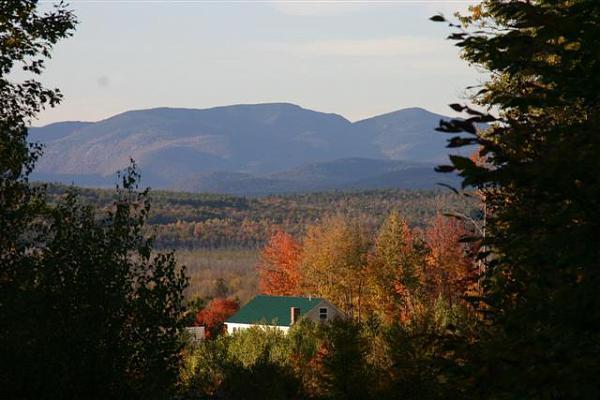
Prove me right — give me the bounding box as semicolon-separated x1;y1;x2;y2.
290;307;300;325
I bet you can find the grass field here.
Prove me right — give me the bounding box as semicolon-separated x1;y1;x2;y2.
177;248;259;304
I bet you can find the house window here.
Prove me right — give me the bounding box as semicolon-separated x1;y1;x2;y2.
319;307;328;320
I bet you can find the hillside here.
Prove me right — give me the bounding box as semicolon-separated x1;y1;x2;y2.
30;103;464;193
44;184;477;249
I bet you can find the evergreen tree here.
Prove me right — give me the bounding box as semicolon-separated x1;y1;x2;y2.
320;319;374;400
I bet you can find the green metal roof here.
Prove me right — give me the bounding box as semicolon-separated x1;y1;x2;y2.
226;295;323;326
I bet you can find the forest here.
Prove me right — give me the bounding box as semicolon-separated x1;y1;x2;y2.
43;184;477;304
44;184;477;249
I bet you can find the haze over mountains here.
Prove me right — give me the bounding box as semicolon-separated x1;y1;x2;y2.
29;103;465;194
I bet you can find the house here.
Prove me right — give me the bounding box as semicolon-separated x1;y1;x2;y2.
225;295;345;334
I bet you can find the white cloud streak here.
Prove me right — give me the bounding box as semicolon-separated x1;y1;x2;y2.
273;2;365;16
272;1;478;17
258;36;452;58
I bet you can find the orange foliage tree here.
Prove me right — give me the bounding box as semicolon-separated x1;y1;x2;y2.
424;214;475;306
301;215;370;319
195;298;239;338
367;211;424;324
257;230;303;296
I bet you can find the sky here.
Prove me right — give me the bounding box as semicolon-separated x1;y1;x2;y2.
34;0;483;126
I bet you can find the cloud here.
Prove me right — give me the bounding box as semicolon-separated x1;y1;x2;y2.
258;36;451;58
273;1;478;18
420;0;480;15
272;1;365;16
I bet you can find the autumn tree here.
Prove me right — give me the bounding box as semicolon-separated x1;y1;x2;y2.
257;230;302;296
196;298;239;338
424;213;474;307
301;215;370;319
367;212;424;324
433;1;600;397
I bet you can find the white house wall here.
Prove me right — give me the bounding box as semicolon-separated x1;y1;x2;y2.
225;322;290;335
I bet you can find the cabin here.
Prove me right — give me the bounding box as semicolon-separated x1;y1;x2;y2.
225;295;345;334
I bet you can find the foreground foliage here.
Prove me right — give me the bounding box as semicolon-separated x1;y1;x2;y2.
434;0;600;397
180;313;474;400
1;2;188;398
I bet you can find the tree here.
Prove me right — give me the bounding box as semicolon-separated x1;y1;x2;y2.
424;213;474;307
367;211;424;324
1;3;188;398
214;277;230;298
319;319;374;400
257;230;302;296
433;1;600;397
1;1;77;397
196;298;239;339
0;0;76;307
301;215;370;319
3;167;189;399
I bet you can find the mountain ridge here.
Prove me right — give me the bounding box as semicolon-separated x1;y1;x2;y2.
30;103;463;194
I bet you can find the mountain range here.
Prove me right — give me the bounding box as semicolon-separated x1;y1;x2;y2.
29;103;466;194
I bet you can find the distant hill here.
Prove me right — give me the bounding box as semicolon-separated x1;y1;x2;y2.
355;107;456;162
170;158;459;195
28;121;93;142
268;158;459;192
30;103;465;194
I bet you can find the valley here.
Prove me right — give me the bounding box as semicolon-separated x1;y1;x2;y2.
45;184;478;303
